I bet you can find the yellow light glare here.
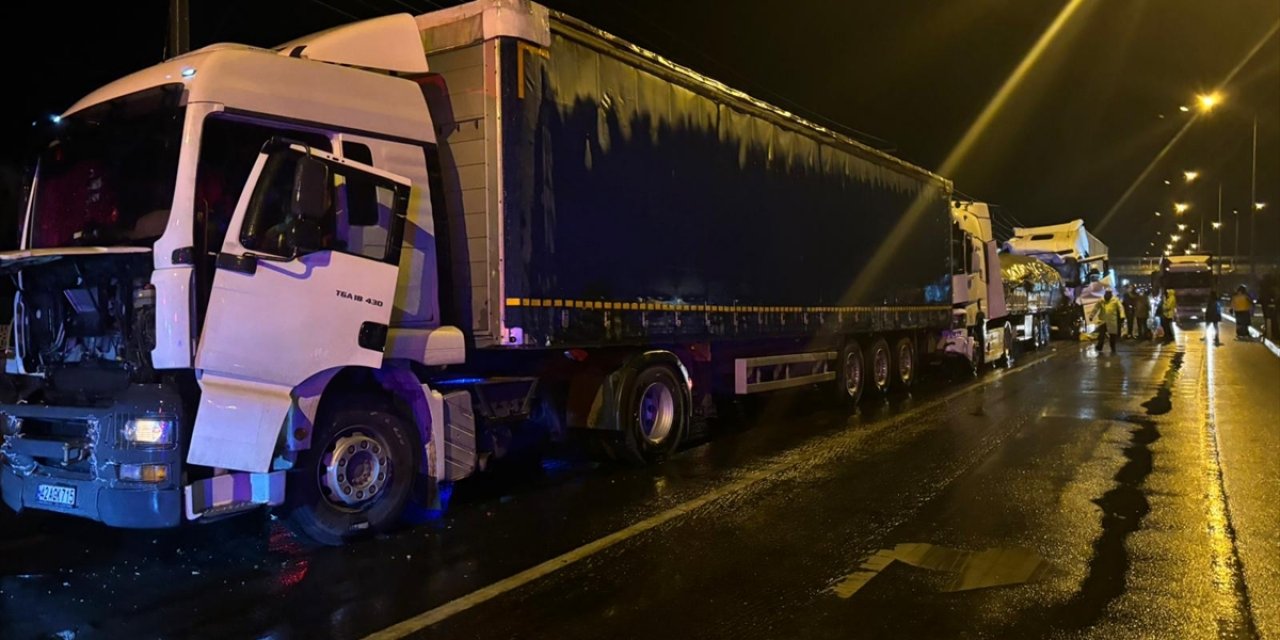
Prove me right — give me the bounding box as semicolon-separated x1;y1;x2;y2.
1174;203;1190;214
1183;170;1199;183
1196;92;1222;112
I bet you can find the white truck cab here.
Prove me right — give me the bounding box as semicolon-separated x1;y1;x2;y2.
0;15;470;542
1005;219;1112;336
946;201;1013;368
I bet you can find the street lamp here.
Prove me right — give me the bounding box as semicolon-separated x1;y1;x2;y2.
1196;92;1222;112
1174;202;1190;214
1183;170;1200;183
1197;92;1260;279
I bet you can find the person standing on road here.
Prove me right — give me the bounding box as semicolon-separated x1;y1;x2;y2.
1232;285;1254;340
1090;290;1124;354
1204;289;1223;346
1122;285;1140;338
1160;289;1178;344
1136;287;1152;340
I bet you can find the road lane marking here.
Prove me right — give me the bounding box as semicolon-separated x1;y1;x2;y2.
362;348;1072;639
1202;337;1262;636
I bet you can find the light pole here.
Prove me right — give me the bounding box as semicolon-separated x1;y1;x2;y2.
1234;209;1240;271
1215;182;1222;272
1250;115;1257;280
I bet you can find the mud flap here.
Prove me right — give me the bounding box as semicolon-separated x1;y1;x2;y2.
188;373;293;473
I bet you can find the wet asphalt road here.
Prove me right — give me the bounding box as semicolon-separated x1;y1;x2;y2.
1;328;1278;640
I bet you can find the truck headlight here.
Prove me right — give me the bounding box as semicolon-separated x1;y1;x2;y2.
122;418;176;447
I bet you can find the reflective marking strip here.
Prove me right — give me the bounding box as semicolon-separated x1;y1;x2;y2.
360;348;1067;640
499;297;950;314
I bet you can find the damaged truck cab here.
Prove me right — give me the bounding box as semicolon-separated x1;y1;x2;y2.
1;15;472;541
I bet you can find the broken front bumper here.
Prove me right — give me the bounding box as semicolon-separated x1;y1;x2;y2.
0;385;185;528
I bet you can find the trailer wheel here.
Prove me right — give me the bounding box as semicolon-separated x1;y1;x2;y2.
866;337;892;396
286;401;418;546
891;337;916;391
617;364;687;464
837;342;865;406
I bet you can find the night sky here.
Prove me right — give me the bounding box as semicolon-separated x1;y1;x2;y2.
2;0;1277;258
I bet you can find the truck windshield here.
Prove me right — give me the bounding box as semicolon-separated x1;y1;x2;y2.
28;84;185;248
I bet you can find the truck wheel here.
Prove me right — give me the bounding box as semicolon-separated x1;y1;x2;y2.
618;365;687;464
837;342;865;406
286;403;418;546
866;337;892;396
892;337;916;391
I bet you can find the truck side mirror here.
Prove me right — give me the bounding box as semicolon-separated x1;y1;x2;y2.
291;156;331;221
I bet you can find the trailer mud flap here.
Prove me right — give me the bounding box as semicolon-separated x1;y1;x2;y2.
184;471;285;520
189;374;293;473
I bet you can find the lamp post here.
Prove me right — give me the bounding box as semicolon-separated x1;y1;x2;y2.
1215;182;1221;272
1234;209;1240;271
1250;115;1258;280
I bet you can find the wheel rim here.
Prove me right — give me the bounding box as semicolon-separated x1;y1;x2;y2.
844;351;863;398
898;343;914;383
638;382;675;445
874;346;890;388
319;427;392;510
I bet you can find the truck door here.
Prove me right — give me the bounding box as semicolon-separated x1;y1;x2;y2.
188;140;410;473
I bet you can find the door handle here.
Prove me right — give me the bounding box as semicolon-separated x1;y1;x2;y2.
359;322;388;352
216;252;258;275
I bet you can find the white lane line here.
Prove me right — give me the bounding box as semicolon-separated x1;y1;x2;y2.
362;348;1070;640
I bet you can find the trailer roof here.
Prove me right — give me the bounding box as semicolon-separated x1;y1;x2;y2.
416;0;949;189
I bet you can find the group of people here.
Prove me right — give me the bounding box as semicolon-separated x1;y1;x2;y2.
1202;286;1257;345
1087;284;1256;354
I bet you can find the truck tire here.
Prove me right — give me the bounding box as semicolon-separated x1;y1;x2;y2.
286;402;418;546
837;342;865;406
891;337;916;391
617;364;687;464
866;337;892;396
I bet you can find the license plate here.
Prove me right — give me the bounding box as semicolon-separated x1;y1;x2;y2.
36;484;76;507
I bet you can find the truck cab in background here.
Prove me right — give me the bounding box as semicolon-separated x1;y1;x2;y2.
1158;254;1216;323
1004;219;1113;338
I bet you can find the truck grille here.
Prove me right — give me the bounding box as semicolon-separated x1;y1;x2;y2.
4;417;97;476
